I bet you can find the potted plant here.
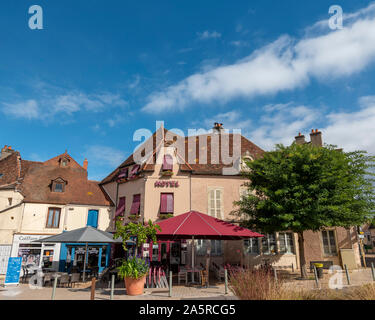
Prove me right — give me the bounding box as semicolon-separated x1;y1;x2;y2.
128;214;140;221
161;170;173;176
159;213;173;220
114;219;161;295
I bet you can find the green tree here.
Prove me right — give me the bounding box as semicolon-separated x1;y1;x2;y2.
236;143;375;278
114;219;161;256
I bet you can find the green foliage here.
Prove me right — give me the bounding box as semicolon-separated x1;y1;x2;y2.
236;143;375;233
159;213;174;219
114;219;161;252
117;256;149;280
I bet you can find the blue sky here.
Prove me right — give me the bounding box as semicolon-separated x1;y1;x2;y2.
1;1;375;180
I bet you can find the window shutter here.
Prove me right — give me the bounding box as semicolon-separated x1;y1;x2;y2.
115;197;126;218
160;194;168;213
216;189;223;219
118;168;128;179
130;194;141;214
166;194;174;213
163;155;173;171
208;190;215;217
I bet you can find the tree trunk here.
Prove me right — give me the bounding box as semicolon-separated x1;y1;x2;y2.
297;232;308;279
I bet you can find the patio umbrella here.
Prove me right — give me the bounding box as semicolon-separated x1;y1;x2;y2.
33;226;129;281
155;211;263;283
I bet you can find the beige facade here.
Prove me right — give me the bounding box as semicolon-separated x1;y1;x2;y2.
101;129;362;271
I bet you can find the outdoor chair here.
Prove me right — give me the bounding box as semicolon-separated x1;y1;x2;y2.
70;273;80;288
43;273;52;287
58;274;70;287
178;267;188;285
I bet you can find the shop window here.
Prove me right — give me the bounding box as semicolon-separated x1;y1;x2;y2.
115;197;126;219
46;207;61;228
279;232;295;254
322;230;337;255
130;194;141;215
162;154;173;171
244;238;259;254
196;240;222;256
208;188;223;219
262;233;277;255
160;193;174;214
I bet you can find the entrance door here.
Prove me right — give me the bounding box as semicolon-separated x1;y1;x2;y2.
87;210;98;228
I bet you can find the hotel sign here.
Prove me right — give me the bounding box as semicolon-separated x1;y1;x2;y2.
154;180;179;187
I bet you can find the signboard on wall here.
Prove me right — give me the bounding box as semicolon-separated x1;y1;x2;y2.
4;257;22;286
154;181;179;187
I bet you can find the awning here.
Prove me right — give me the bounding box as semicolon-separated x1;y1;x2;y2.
156;210;263;240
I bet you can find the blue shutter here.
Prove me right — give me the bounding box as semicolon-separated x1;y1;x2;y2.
87;210;98;228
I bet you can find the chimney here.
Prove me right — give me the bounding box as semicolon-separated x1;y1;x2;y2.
295;132;306;145
83;158;88;171
310;129;323;147
212;122;224;134
0;145;15;160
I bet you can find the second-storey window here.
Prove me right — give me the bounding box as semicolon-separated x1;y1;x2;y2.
160;193;174;214
115;197;126;219
46;208;61;228
279;232;295;254
208;188;223;219
322;230;337;255
130;194;141;215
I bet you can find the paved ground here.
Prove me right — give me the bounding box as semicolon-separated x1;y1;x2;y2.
1;268;375;300
0;282;236;300
282;268;375;290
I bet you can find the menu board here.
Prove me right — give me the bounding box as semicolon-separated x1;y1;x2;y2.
4;257;22;285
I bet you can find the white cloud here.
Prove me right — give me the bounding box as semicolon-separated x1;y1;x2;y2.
143;4;375;113
203;110;252;132
243;98;375;155
1;91;127;120
84;145;126;168
197;30;222;40
2;100;40;119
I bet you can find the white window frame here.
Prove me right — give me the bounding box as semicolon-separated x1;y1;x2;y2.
196;240;222;256
208;187;224;219
262;233;277;255
244;238;259;255
278;232;295;254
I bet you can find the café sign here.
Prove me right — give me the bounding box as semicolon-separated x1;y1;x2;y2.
154;180;179;188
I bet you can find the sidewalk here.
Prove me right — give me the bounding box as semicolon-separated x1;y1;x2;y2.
0;283;236;300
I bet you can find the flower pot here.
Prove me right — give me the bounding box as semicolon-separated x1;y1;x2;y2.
125;276;146;295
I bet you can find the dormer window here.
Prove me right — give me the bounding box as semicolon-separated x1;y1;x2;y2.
51;178;67;193
59;157;70;167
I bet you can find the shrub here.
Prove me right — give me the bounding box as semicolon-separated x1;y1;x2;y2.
117;256;149;280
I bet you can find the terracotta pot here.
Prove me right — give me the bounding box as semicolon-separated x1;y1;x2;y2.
125;276;146;295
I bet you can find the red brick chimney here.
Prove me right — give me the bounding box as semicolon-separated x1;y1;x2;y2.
310;129;323;147
83;158;88;171
295;132;306;145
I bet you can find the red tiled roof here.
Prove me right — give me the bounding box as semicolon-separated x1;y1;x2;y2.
100;128;265;184
1;150;111;206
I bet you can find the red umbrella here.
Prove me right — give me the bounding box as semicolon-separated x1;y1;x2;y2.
155;211;263;284
156;210;263;240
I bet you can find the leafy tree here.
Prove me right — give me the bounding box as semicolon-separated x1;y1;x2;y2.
236;143;375;278
114;219;161;257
